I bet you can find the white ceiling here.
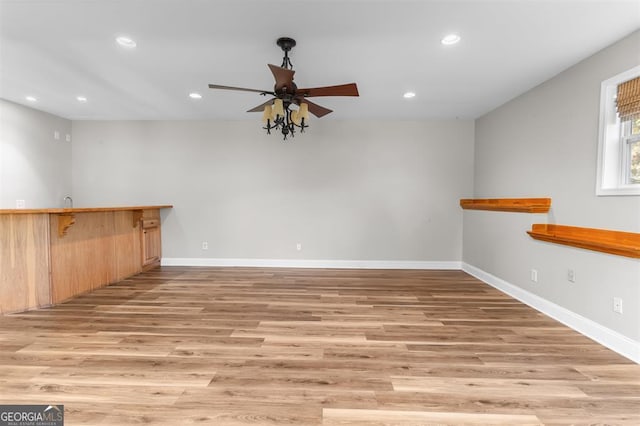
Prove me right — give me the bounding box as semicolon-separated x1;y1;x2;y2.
1;0;639;121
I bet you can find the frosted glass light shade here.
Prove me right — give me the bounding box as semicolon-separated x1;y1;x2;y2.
273;99;284;117
299;103;309;120
262;105;273;123
291;110;300;125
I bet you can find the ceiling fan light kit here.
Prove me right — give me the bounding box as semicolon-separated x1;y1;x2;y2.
208;37;359;140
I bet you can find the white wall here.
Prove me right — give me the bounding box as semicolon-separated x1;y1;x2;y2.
464;31;640;346
0;99;72;208
72;119;474;262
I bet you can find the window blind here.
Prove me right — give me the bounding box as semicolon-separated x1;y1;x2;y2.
616;76;640;121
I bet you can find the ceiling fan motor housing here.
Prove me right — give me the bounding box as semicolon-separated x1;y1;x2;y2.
276;82;298;102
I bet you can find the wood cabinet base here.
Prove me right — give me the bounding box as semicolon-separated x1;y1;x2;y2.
0;205;171;314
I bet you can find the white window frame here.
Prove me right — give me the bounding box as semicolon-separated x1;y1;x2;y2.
596;65;640;196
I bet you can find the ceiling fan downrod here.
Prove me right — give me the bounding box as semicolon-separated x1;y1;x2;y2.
277;37;296;70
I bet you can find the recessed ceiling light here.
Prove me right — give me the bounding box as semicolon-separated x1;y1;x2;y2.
76;96;87;103
189;92;202;99
403;92;416;99
25;96;37;102
116;36;137;48
441;34;461;45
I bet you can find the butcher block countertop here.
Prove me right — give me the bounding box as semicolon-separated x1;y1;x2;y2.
0;205;173;214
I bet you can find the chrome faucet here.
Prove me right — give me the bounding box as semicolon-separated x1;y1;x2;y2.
63;196;73;208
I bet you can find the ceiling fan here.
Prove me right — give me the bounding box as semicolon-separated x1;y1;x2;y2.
208;37;359;139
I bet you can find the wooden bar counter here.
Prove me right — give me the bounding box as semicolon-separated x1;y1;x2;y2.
0;205;172;314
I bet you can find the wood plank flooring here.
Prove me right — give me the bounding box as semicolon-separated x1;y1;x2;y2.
0;267;638;425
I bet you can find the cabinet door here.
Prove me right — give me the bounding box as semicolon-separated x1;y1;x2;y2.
142;223;161;268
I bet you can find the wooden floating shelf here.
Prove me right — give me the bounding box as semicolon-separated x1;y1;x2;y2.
460;198;551;213
527;224;640;259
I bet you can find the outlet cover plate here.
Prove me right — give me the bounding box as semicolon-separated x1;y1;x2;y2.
613;297;623;314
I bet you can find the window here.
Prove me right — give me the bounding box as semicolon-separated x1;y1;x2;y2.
596;65;640;196
622;118;640;184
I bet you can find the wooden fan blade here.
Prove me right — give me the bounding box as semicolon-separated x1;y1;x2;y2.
247;98;275;113
296;83;359;98
208;84;273;95
268;64;295;91
294;98;333;118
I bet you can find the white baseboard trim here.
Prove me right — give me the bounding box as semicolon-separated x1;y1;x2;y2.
161;257;461;270
462;262;640;364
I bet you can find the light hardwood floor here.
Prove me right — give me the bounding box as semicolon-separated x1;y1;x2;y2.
1;267;638;425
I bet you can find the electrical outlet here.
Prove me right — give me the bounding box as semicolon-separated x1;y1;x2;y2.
16;199;25;209
530;269;538;283
567;269;575;283
296;243;302;251
53;131;60;140
201;241;208;250
613;297;623;314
